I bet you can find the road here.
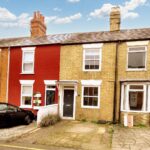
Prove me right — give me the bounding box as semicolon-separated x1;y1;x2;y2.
0;143;77;150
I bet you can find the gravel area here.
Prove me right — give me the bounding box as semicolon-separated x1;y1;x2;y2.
0;122;37;141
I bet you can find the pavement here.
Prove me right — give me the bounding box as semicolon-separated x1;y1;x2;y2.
112;126;150;150
0;122;37;141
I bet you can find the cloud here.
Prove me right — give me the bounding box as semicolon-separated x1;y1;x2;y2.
0;7;31;28
53;7;62;12
0;6;81;28
67;0;80;3
53;13;82;24
89;0;147;20
0;7;16;21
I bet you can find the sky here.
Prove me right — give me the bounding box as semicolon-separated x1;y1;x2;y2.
0;0;150;38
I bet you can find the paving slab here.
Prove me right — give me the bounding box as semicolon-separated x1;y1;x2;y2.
112;126;150;150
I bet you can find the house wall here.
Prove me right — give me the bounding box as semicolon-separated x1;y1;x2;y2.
8;45;60;111
116;41;150;125
60;43;117;121
0;47;9;102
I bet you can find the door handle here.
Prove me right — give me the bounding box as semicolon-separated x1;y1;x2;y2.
66;104;71;107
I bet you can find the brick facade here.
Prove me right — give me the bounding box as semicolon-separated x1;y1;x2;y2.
0;48;9;102
59;44;117;121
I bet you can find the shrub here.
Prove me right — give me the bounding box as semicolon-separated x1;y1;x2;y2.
39;114;60;127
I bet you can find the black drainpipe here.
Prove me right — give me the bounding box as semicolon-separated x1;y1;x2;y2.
113;41;120;124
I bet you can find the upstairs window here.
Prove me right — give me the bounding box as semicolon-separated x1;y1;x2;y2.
128;46;147;70
83;44;103;71
22;47;35;74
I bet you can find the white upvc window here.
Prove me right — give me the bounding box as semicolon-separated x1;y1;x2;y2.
22;47;35;74
20;80;34;108
44;80;56;106
127;41;149;71
121;83;150;112
81;80;101;109
83;44;103;71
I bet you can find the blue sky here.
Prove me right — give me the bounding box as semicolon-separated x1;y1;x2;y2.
0;0;150;38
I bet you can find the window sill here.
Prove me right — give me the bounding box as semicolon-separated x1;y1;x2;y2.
121;110;150;113
83;69;101;72
20;105;32;109
81;106;100;109
126;69;147;72
20;72;35;75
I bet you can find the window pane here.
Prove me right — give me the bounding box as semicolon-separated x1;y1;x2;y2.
23;63;33;72
129;47;146;51
84;87;88;95
46;90;55;105
128;52;145;69
24;52;34;62
83;97;98;106
83;97;89;106
22;86;32;95
129;92;143;111
22;96;32;105
130;85;143;90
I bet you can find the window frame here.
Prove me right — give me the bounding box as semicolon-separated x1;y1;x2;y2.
21;47;35;74
127;45;147;71
20;80;34;108
44;80;57;106
45;85;56;106
82;44;103;72
121;83;149;113
81;85;100;109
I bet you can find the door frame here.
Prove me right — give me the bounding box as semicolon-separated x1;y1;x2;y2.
60;86;76;120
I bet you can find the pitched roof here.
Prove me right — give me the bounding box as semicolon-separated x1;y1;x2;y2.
0;28;150;47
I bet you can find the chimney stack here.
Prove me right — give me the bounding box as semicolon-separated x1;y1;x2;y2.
30;11;47;38
110;6;121;32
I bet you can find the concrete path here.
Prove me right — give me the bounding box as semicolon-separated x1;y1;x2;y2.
0;122;37;141
112;126;150;150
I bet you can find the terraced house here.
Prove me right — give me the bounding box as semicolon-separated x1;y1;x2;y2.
0;7;150;125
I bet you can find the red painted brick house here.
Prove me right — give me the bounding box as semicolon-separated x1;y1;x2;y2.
8;12;60;112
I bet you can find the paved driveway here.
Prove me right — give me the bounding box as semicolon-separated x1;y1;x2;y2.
0;122;37;141
112;126;150;150
10;121;113;150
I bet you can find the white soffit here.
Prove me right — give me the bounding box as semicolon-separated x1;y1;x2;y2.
127;41;149;46
44;80;57;85
19;80;35;85
81;80;102;86
83;43;103;48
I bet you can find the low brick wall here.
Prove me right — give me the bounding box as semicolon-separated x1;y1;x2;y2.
120;112;150;126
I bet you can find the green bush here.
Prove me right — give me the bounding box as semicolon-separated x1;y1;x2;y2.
39;114;60;127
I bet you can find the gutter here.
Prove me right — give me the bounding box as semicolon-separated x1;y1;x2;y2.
6;46;10;103
113;41;120;124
